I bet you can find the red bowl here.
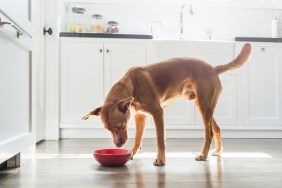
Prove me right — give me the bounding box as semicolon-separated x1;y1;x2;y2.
93;148;133;167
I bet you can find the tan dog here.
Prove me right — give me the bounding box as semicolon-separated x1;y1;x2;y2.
83;43;251;166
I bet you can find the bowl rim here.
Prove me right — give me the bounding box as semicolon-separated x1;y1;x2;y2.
94;148;133;156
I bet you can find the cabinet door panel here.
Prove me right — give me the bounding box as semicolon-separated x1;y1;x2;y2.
0;11;34;164
61;42;104;125
239;44;282;125
104;43;147;94
0;33;31;144
164;99;195;126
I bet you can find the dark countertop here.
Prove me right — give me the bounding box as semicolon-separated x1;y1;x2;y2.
235;37;282;43
59;32;153;39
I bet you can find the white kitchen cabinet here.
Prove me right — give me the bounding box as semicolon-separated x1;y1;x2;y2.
104;43;147;95
59;39;282;138
154;41;236;128
0;12;35;165
237;42;282;126
60;38;148;129
60;41;104;126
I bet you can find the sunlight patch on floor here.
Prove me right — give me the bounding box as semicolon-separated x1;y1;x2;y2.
25;152;272;159
134;152;272;158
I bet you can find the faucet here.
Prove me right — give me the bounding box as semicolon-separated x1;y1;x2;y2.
151;21;163;39
180;2;194;39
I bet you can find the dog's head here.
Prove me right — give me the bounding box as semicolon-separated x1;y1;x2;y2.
83;96;134;148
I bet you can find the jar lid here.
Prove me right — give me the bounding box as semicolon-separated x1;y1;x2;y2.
72;6;85;14
92;14;103;19
108;21;118;26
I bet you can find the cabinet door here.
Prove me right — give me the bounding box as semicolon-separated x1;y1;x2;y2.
104;43;147;94
238;44;282;125
164;99;195;126
0;12;34;164
61;42;104;125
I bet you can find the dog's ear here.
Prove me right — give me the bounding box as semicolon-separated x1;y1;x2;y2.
117;96;134;113
82;106;102;120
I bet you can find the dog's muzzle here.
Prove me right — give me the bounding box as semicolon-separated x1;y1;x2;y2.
115;138;125;148
115;139;124;148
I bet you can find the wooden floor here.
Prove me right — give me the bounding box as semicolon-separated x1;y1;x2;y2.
1;138;282;188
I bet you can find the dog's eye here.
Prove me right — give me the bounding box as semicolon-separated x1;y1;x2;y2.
118;106;127;113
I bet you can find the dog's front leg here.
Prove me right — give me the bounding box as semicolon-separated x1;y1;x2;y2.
131;114;146;158
152;109;166;166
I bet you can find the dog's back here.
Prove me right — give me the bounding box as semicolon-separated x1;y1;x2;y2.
125;43;251;105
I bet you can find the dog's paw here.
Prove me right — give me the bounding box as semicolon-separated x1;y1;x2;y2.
131;145;142;160
210;149;222;156
131;145;142;155
153;158;166;166
195;154;208;161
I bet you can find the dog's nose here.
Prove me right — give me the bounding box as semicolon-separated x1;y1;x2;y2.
116;139;124;148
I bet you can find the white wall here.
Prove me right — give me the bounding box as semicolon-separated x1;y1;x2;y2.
63;0;282;40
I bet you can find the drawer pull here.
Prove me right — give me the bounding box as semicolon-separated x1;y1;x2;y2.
99;49;103;53
106;49;109;53
0;17;12;26
0;17;24;38
261;47;265;52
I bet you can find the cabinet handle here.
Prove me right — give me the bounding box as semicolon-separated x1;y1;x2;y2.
99;49;103;53
0;17;24;38
0;17;11;26
43;27;53;35
261;47;265;52
106;49;109;53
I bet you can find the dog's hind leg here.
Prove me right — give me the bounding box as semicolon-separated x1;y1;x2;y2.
210;118;223;156
131;114;146;157
195;105;214;161
194;89;219;161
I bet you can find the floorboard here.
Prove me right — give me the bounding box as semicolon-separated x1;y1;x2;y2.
1;138;282;188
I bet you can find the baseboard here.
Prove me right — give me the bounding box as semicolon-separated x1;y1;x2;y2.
60;128;282;139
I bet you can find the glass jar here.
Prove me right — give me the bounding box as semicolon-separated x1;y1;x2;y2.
106;21;119;34
69;6;86;32
90;14;104;33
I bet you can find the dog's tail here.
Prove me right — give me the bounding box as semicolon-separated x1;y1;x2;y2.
214;43;252;75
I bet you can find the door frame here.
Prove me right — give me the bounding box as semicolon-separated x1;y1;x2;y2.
32;0;46;142
45;0;61;140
